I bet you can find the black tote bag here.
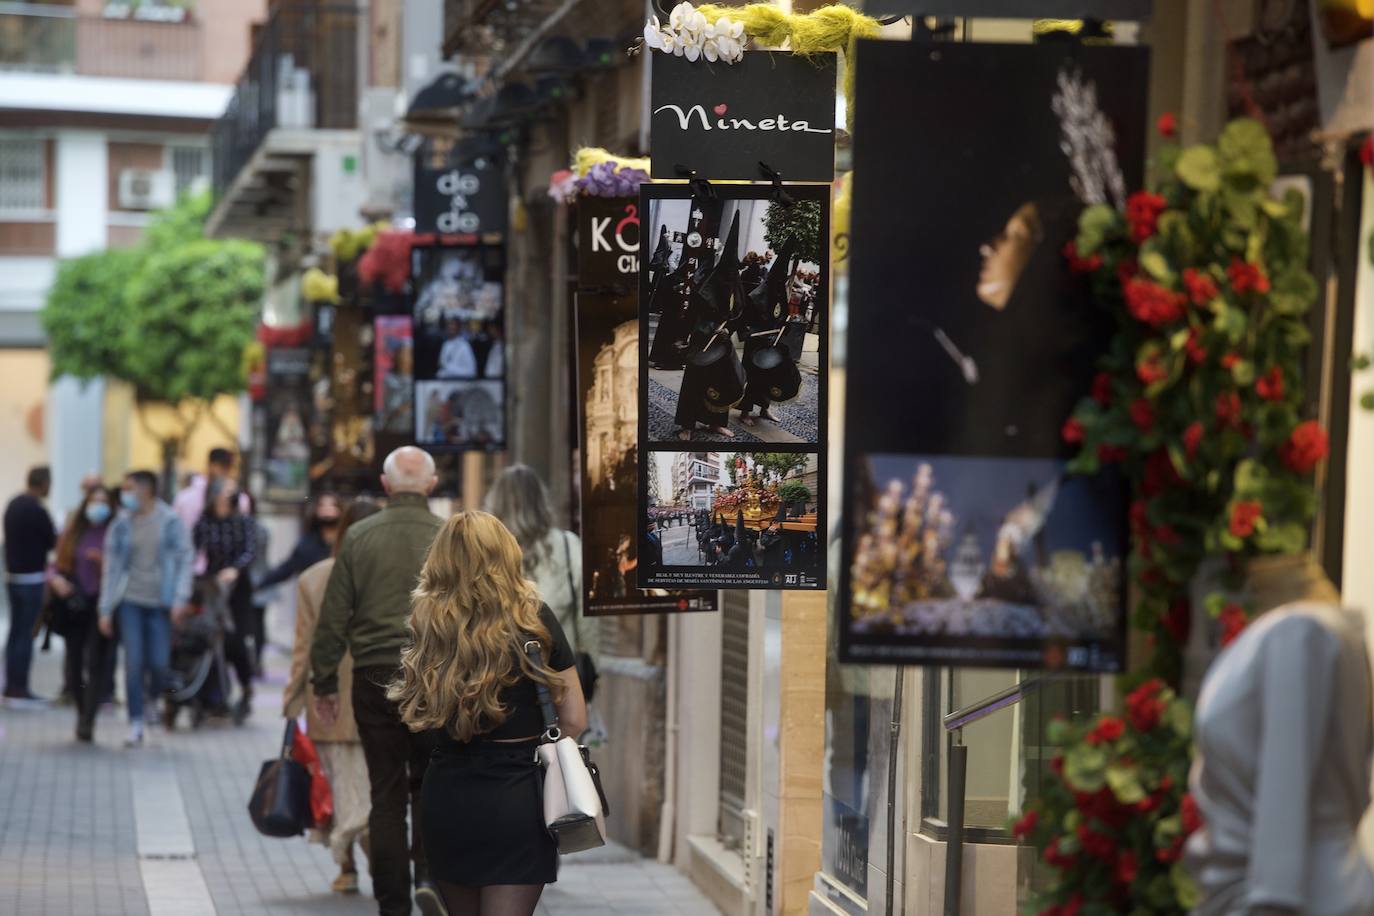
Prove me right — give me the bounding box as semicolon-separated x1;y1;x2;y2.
247;720;312;838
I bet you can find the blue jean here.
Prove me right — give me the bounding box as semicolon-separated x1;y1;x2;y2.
4;583;44;695
116;602;171;723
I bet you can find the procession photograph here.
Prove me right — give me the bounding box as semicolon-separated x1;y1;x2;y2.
640;450;824;590
841;453;1127;670
639;186;827;447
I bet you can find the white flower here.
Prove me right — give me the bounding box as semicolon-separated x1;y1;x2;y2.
669;2;694;30
643;16;663;49
683;39;701;61
702;37;719;62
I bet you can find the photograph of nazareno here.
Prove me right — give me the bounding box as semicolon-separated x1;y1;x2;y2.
411;244;506;383
639;450;823;590
843;453;1125;670
640;185;827;447
576;292;717;615
415;379;504;450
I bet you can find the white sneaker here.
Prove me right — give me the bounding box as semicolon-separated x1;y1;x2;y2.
125;723;145;748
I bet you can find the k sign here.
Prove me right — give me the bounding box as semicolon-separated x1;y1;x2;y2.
413;144;508;237
650;51;837;182
577;197;640;289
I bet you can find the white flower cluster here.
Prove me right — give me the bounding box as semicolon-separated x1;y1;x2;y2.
643;3;745;64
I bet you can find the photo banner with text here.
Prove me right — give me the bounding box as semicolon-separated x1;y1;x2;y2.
839;40;1149;668
576;196;641;290
638;183;828;590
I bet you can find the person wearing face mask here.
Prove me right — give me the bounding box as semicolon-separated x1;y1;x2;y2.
256;492;342;595
47;484;115;741
98;470;194;748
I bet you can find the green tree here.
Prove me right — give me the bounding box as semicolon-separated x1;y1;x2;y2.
41;191;265;484
753;453;807;483
763;199;822;264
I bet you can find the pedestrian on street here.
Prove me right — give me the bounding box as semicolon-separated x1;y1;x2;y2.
98;470;194;748
47;483;116;741
255;491;341;596
242;490;272;671
172;446;249;559
193;477;257;722
284;496;381;896
389;511;587;916
4;465;56;702
311;446;445;916
485;465;599;666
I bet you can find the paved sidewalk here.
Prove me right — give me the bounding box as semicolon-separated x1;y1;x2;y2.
0;603;720;916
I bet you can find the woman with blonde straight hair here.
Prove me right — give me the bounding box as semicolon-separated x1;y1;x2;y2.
390;511;586;916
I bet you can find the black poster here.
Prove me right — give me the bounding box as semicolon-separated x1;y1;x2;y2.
576;197;641;289
410;243;506;451
650;51;837;182
575;291;717;615
413;140;508;237
838;41;1149;668
862;0;1151;18
637;184;828;590
263;346;312;502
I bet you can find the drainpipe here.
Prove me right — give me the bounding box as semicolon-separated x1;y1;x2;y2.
658;612;679;863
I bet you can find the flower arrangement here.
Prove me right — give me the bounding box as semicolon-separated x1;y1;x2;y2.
574;160;651;198
1017;116;1328;914
301;267;340;304
328;221;386;262
643;3;745;63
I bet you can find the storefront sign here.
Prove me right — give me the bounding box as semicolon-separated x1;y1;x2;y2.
576;197;641;289
838;40;1148;668
575;291;717;615
413;143;508;237
636;183;829;590
649;51;837;182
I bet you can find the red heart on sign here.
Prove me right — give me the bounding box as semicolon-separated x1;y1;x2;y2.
713;103;728;116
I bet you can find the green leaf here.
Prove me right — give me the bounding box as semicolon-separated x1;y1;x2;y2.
1172;863;1203;910
1105;762;1146;804
1258;522;1308;554
1353;353;1372;372
1261;197;1290;218
1230;359;1255;386
1270;265;1318;315
1214;304;1247;343
1064;744;1108;793
1362;391;1374;412
1076;204;1118;256
1140;247;1174;283
1164;699;1192;738
1177;145;1221;191
1218;117;1278;187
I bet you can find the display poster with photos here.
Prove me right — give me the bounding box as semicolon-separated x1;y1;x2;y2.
575;291;717;615
649;51;838;182
637;184;827;591
309;305;376;493
411;243;506;451
375;315;415;435
576;197;640;290
838;41;1149;669
264;346;313;502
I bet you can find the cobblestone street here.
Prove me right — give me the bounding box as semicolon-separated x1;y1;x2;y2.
0;604;721;916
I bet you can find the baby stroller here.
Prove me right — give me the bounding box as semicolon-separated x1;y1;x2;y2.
163;577;233;730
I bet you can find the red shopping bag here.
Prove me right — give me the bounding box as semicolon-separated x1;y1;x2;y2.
289;722;334;829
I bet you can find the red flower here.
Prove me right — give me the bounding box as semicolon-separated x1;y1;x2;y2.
1124;277;1188;327
1097;443;1127;463
1219;603;1249;647
1136;352;1168;386
1061;417;1085;444
1157;837;1184;863
1215;390;1242;426
1126;678;1166;732
1185;328;1208;366
1050;755;1064;776
1137;793;1161;813
1116;849;1139;885
1129;499;1150;536
1043;837;1078;869
1116;257;1139;288
1182;267;1218;305
1077;823;1118;861
1153;524;1181;546
1181;793;1203;836
1229;500;1263;538
1163;598;1190;642
1220;352;1240;369
1130;398;1155;432
1012;809;1038;839
1126;191;1168;243
1256;366;1284;401
1361;134;1373;169
1063;241;1103;273
1157;112;1178;139
1142;450;1181;496
1183;421;1204;459
1062;895;1083;916
1280;420;1329;474
1139;565;1163;587
1091;371;1113;406
1227;257;1271;295
1087;715;1125;746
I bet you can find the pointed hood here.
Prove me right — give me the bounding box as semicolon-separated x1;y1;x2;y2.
747;235;794;320
696;210;743;314
735;509;746;539
648;225;672;272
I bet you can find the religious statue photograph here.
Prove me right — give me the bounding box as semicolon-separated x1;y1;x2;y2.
638;185;828;447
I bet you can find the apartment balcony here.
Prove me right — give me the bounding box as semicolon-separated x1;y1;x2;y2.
0;4;202;81
206;4;360;241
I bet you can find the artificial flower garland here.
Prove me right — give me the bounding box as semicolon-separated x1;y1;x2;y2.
1017;115;1329;915
644;3;746;64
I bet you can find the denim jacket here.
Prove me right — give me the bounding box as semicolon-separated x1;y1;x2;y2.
98;501;194;617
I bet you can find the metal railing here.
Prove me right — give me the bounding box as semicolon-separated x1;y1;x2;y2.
211;4;359;198
0;4;201;81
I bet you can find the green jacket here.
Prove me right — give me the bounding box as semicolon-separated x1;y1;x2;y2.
310;492;443;695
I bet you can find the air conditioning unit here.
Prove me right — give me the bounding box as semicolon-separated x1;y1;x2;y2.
117;169;175;210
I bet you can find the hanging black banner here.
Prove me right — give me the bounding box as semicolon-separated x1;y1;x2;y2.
576;197;641;290
864;0;1151;18
649;51;837;182
413;141;508;237
838;40;1150;669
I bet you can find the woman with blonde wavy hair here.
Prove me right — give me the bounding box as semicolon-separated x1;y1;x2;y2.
390;511;586;916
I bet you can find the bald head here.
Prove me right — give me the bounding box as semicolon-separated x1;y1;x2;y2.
381;446;437;496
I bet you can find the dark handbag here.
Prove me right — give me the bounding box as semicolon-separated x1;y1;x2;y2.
560;531;599;702
38;586;90;638
247;720;313;838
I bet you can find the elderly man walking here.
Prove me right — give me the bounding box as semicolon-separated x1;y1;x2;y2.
311;447;446;916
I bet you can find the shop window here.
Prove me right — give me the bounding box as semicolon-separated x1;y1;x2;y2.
718;588;750;849
0;138;46;213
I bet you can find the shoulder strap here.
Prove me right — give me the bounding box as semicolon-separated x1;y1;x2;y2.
524;639;561;739
560;530;581;649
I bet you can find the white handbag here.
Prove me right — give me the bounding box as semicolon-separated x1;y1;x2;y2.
525;640;608;854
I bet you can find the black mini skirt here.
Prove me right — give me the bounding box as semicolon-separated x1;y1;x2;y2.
421;738;558;886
